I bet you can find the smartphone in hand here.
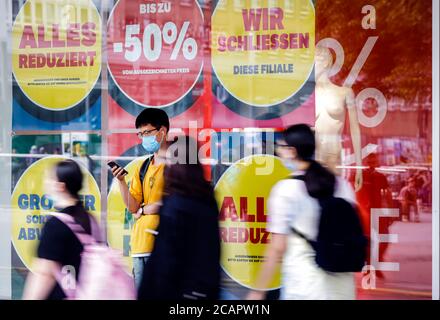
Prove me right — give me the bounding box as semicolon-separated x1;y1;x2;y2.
108;161;128;175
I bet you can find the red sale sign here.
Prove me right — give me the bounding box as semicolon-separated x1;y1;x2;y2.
107;0;205;118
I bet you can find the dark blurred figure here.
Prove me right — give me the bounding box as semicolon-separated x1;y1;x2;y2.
356;153;395;278
138;136;220;300
399;178;419;222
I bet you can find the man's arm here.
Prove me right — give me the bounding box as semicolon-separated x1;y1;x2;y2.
246;233;287;299
22;259;60;300
111;166;141;214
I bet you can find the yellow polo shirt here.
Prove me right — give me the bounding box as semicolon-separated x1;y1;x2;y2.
129;158;165;255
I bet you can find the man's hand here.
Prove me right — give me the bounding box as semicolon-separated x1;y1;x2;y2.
132;202;162;219
111;166;127;182
133;208;143;220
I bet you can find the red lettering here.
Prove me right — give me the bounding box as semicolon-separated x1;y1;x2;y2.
242;8;262;31
67;23;81;47
52;25;65;47
220;227;227;242
290;33;298;49
227;36;237;52
270;34;279;50
240;197;255;222
70;51;78;67
269;8;284;30
299;33;309;48
261;34;270;50
28;54;36;68
36;54;45;68
37;25;51;48
218;36;227;52
229;227;237;242
19;25;36;49
81;22;96;47
220;227;268;244
78;52;87;66
256;197;267;222
279;33;289;49
261;228;270;244
242;8;284;32
87;51;96;66
237;228;248;243
18;54;28;68
250;228;260;244
47;54;56;67
56;52;65;67
236;36;246;51
219;197;239;222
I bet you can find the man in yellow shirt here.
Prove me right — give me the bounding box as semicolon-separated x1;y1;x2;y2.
111;108;169;289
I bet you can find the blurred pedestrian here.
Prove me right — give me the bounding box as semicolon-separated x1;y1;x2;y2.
247;124;358;300
356;153;394;279
22;160;100;300
138;136;220;300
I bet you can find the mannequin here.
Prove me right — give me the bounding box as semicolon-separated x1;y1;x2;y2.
314;46;363;191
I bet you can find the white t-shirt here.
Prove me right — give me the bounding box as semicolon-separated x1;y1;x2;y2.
267;174;357;300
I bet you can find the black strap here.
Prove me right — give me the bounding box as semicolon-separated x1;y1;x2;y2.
290;226;313;244
288;174;305;181
286;175;313;244
139;156;153;204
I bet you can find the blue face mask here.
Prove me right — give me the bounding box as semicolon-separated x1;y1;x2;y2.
282;159;298;172
142;134;161;154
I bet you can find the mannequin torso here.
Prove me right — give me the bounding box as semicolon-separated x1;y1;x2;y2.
314;46;363;191
315;83;355;173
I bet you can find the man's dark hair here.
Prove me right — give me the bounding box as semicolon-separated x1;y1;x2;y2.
135;108;170;132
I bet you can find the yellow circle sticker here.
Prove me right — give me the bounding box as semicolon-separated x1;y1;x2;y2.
12;0;101;110
107;159;145;273
214;155;290;290
11;156;101;272
212;0;315;107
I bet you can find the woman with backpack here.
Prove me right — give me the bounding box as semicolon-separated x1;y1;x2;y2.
23;159;102;300
137;136;221;300
247;124;360;300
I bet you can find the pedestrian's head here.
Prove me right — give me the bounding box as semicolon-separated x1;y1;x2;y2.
163;136;215;201
276;124;315;163
279;124;336;198
135;108;170;154
408;178;416;188
366;153;379;169
45;159;83;206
